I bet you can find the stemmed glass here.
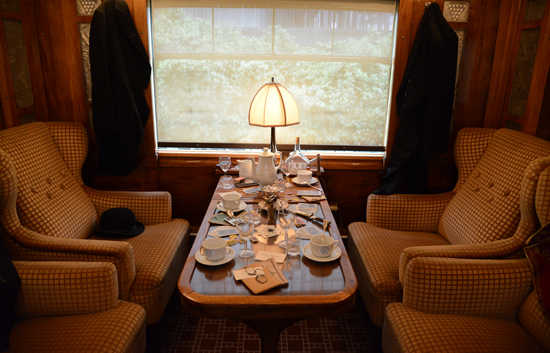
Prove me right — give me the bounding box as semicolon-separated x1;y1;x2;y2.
277;208;295;249
235;216;254;258
219;156;231;174
280;160;292;187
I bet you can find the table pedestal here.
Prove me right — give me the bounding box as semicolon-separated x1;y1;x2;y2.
239;318;300;353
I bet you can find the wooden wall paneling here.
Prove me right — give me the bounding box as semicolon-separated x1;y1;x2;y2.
484;0;523;128
33;0;58;121
523;3;550;135
159;165;221;228
500;0;536;129
43;0;89;123
485;0;550;136
0;0;47;128
21;0;47;124
384;0;413;168
0;8;15;128
536;64;550;141
321;169;382;228
450;0;501;139
131;0;158;168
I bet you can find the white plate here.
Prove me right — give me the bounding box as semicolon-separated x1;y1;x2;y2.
258;200;289;210
195;247;235;266
217;201;247;213
302;243;341;262
292;177;318;186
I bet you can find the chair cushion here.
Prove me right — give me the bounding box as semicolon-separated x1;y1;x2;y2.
92;218;189;324
9;301;146;353
519;292;550;352
439;129;550;245
383;302;546;353
0;123;97;239
348;222;449;295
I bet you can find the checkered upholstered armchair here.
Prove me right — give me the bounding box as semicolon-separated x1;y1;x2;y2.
8;261;146;352
382;257;550;353
348;128;550;327
0;122;190;324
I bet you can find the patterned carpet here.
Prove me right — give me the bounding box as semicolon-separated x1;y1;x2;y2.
147;290;383;353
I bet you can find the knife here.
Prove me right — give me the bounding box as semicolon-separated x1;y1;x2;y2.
293;210;331;227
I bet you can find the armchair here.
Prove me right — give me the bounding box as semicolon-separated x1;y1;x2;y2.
0;122;190;324
8;261;146;352
348;128;550;326
382;257;549;353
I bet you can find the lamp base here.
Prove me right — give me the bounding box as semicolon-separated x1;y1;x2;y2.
270;127;277;153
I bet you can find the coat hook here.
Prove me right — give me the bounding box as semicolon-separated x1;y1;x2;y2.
425;2;431;7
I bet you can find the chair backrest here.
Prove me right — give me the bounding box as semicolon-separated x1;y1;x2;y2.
439;128;550;245
0;122;97;239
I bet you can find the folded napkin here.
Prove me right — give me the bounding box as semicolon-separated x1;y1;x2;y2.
243;187;261;194
255;251;286;263
208;226;238;237
301;196;326;202
295;225;324;239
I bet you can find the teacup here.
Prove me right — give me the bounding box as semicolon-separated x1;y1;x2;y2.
237;159;253;179
221;191;241;210
297;170;312;183
202;237;232;261
310;234;339;258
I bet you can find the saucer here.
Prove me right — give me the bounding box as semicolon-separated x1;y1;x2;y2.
302;243;341;262
258;200;289;210
292;177;318;186
217;201;247;213
195;247;235;266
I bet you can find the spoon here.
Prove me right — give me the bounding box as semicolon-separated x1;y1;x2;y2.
322;219;329;243
306;182;323;191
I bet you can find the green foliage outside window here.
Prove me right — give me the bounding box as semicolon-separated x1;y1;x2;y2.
152;7;394;148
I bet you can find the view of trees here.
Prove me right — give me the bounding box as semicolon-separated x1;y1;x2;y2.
152;6;395;148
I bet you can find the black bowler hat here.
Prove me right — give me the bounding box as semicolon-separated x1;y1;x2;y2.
95;208;144;238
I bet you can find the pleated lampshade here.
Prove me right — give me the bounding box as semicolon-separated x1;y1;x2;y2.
249;78;299;127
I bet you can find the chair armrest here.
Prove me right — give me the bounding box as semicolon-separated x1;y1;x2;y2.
10;226;135;300
398;236;526;284
366;192;455;232
13;261;119;317
83;186;172;225
402;257;532;320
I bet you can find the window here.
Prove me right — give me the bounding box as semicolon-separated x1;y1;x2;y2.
150;0;397;152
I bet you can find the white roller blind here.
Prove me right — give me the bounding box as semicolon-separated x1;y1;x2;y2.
151;0;396;148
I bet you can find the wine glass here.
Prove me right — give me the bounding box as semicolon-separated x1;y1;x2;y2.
280;160;292;187
235;216;254;258
277;208;295;249
219;156;231;175
250;206;261;228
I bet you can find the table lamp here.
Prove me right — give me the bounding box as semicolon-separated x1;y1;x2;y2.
249;77;299;152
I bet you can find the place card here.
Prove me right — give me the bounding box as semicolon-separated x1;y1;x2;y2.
255;251;286;263
208;213;230;225
297;190;322;197
296;225;324;239
295;203;318;216
207;226;238;237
